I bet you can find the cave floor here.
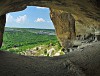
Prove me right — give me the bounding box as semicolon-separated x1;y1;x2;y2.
0;42;100;76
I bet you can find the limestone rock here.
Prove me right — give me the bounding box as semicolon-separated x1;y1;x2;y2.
50;9;76;49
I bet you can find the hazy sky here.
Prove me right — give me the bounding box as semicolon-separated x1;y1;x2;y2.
6;6;54;29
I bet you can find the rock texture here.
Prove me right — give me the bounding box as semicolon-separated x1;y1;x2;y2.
0;0;100;76
50;9;76;49
0;14;6;47
0;42;100;76
0;0;100;23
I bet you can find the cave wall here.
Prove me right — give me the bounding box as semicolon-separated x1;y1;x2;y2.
0;15;6;47
0;1;100;76
50;9;76;49
0;0;100;23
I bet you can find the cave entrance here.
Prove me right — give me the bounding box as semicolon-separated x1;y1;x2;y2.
1;6;64;57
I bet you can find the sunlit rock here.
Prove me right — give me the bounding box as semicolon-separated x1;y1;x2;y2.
50;9;76;49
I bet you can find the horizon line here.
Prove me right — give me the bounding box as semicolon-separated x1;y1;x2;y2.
5;26;55;30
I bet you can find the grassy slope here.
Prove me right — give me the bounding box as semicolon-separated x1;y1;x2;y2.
1;27;60;54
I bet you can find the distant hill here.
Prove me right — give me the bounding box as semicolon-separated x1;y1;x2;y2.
2;27;58;54
5;27;56;35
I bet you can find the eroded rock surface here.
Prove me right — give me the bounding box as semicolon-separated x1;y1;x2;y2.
0;14;6;47
0;42;100;76
0;0;100;23
50;9;76;49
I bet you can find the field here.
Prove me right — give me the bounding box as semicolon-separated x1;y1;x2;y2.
0;27;63;56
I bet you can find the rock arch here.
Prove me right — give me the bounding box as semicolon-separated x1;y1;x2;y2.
0;8;76;49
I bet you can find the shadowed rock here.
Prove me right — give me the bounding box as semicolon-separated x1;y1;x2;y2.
0;42;100;76
0;14;6;48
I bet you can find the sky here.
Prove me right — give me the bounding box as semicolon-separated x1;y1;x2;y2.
6;6;54;29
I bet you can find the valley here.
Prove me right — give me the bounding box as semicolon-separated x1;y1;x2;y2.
1;27;63;56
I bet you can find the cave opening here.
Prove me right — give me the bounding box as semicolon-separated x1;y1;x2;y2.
0;1;100;76
1;6;64;57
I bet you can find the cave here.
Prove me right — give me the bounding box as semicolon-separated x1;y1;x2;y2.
3;6;63;56
0;6;76;50
0;0;100;76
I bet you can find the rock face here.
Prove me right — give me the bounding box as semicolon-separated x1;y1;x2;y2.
50;9;76;49
0;14;6;47
0;42;100;76
0;0;100;48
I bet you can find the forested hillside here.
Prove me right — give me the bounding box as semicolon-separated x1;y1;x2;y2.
1;27;63;56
